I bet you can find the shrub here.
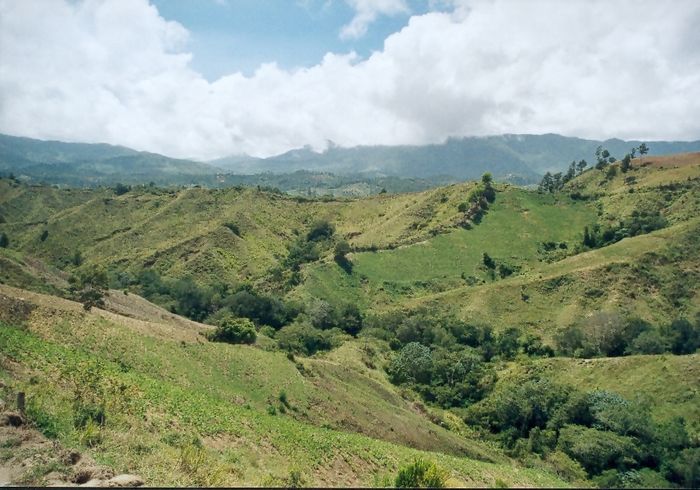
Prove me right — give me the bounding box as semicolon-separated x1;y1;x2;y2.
0;232;8;248
207;316;257;345
276;322;344;356
71;266;109;311
545;450;588;483
557;424;640;475
395;458;447;488
225;288;297;329
626;329;668;355
223;222;241;236
334;240;353;273
306;220;335;241
337;303;363;336
387;342;433;384
663;318;700;355
113;183;131;195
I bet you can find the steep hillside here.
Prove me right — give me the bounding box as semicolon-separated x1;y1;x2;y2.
0;284;566;487
1;152;699;488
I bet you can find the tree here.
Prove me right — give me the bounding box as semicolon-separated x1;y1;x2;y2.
595;146;610;170
337;303;363;336
552;172;563;191
334;240;352;273
206;315;257;344
638;143;649;162
172;277;213;322
309;299;338;330
482;252;496;269
482;172;496;203
663;318;700;355
620;154;632;173
582;226;596;248
563;161;577;183
306;220;335;241
73;266;109;311
576;159;588;175
113;183;130;196
388;342;433;384
539;172;554;193
496;327;521;359
0;232;8;248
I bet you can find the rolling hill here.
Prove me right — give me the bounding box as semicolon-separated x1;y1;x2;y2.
1;151;699;487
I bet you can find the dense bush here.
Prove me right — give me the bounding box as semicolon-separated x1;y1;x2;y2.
557;425;640;475
387;342;433;384
395;458;447;488
555;314;700;358
224;288;298;329
582;210;667;250
276;322;345;356
306;220;335;241
206;315;257;345
308;300;363;336
464;375;696;486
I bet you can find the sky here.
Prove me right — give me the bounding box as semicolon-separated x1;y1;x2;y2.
0;0;699;160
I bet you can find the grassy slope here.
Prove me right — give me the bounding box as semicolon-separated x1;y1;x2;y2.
299;154;700;333
0;283;566;487
1;154;698;486
403;219;700;338
1;153;698;333
0;182;481;287
299;188;596;308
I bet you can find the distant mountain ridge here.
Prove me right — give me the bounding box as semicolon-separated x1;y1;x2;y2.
0;133;217;186
211;134;700;182
2;132;700;187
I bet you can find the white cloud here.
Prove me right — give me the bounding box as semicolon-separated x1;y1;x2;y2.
339;0;409;40
0;0;699;160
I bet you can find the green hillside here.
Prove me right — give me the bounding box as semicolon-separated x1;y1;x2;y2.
1;152;699;488
0;284;566;487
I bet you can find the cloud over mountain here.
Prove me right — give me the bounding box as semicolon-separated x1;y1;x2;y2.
1;0;698;160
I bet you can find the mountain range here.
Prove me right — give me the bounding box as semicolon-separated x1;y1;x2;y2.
2;132;700;188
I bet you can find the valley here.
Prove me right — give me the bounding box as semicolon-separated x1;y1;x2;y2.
0;151;698;487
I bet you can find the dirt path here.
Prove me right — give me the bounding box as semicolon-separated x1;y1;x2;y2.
0;465;13;486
